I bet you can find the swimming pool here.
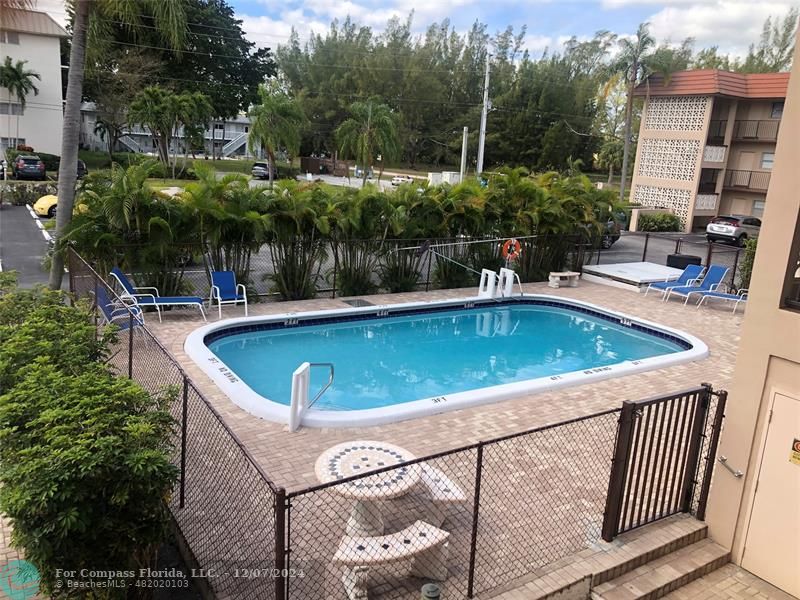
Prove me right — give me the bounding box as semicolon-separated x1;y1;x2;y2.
185;296;707;428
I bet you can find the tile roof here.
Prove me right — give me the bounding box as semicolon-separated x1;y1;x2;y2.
634;69;790;99
2;9;68;38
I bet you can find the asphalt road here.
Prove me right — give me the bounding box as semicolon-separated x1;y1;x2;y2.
0;204;52;287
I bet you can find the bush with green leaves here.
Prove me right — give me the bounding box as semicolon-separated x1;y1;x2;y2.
636;212;682;232
0;362;179;597
737;237;758;291
0;283;178;597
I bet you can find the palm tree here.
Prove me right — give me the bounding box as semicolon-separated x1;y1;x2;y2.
48;0;186;290
336;98;400;186
247;82;306;189
609;22;655;203
2;58;40;148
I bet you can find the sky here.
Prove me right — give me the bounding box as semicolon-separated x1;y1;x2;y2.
36;0;800;60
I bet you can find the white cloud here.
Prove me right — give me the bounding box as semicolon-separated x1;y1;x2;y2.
644;1;799;57
523;33;553;54
239;13;330;48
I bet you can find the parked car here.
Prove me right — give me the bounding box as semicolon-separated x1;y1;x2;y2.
77;159;88;179
251;162;274;180
390;175;414;186
706;215;761;246
33;194;58;218
601;218;621;249
12;154;46;180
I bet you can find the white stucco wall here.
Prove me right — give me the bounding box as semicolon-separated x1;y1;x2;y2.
1;31;63;155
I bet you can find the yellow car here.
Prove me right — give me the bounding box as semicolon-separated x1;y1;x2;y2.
33;194;58;218
32;195;87;218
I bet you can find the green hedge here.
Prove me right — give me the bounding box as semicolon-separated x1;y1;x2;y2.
637;212;682;232
0;181;58;205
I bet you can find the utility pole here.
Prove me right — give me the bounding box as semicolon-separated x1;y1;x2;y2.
476;55;490;175
459;126;468;183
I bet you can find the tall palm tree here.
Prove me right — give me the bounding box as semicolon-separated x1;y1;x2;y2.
48;0;186;290
2;58;40;147
246;82;306;189
610;22;655;203
336;98;400;186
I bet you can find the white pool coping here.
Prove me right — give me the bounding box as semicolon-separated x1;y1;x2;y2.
184;294;709;429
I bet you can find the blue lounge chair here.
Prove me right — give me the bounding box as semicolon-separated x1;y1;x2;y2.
696;288;748;314
644;264;705;298
209;271;248;319
110;267;207;322
96;283;144;329
664;265;730;305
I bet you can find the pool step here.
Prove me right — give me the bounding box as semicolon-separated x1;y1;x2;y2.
590;538;730;600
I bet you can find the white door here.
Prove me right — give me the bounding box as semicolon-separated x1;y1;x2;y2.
742;392;800;595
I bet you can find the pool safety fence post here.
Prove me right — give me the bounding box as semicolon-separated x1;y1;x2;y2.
675;238;682;255
695;388;727;520
705;241;713;268
92;268;99;341
680;386;711;514
466;442;484;598
274;487;287;600
425;247;433;291
128;311;134;378
331;247;338;299
601;402;636;542
641;233;650;262
179;375;188;508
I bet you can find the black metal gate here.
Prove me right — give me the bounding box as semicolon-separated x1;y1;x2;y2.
601;384;727;541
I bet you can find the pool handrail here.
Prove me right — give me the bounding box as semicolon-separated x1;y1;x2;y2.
289;362;335;431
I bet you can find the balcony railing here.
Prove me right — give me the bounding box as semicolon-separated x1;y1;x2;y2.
723;170;771;191
694;193;718;211
702;145;726;163
733;120;779;141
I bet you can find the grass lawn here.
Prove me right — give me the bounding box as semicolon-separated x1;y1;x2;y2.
146;178;195;191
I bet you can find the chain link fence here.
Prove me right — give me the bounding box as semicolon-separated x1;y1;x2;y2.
67;247;725;600
68;249;282;600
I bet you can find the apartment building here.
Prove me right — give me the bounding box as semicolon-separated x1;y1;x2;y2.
630;70;789;233
79;103;255;159
704;33;800;596
0;9;66;155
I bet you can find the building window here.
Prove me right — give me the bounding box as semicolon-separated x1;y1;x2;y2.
0;102;24;116
214;123;224;130
752;200;766;218
771;102;784;119
1;137;25;149
0;30;20;44
761;152;775;170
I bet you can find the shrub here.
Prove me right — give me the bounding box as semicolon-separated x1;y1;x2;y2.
637;212;681;232
737;237;758;291
0;362;179;596
0;282;178;597
0;181;58;205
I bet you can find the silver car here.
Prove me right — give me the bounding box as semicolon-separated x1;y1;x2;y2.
706;215;761;246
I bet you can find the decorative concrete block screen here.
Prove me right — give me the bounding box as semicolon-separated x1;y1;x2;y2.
637;139;701;181
644;96;710;131
632;185;692;226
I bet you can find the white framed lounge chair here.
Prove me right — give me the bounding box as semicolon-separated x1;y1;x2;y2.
110;267;207;322
209;271;248;319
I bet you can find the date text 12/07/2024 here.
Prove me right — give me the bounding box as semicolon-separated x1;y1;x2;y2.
191;568;306;579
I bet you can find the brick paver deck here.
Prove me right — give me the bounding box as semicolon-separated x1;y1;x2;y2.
147;280;742;493
662;564;796;600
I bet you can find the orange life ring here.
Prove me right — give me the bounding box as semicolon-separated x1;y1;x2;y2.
502;238;522;260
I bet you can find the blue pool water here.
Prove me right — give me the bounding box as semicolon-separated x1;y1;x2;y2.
206;303;686;411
